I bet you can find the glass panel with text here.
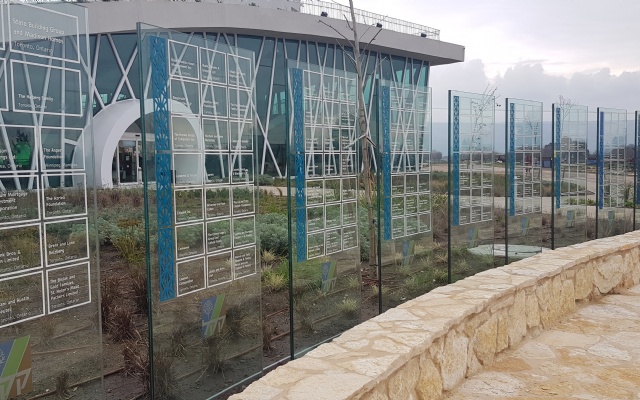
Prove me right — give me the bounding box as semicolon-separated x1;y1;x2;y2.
504;99;544;263
0;2;101;399
138;24;262;399
287;61;362;356
551;103;588;248
378;81;437;310
448;91;496;280
596;108;630;238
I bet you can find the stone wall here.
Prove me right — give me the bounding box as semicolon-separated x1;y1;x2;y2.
230;232;640;400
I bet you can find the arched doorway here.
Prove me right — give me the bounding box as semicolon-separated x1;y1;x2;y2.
92;99;200;188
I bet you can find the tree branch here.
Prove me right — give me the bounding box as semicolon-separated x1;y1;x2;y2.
317;20;357;70
360;27;383;56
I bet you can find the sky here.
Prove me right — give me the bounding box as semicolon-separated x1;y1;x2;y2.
335;0;640;126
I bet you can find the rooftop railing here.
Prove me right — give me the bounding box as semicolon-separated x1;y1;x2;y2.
16;0;440;40
299;0;440;40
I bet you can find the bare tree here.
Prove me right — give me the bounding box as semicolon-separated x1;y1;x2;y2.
318;1;383;277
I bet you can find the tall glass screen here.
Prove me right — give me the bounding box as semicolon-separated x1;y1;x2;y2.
551;103;588;248
378;81;437;310
596;108;629;238
0;3;100;399
138;24;262;399
504;99;544;263
448;91;495;281
287;62;361;356
636;111;640;230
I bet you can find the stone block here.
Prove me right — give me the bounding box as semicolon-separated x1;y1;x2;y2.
388;357;419;400
438;331;468;391
525;289;540;329
474;313;497;365
508;290;527;347
559;278;576;316
416;355;443;400
574;265;593;300
594;254;624;294
359;386;389;400
496;311;509;353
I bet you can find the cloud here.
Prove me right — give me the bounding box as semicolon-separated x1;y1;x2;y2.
428;60;640;152
430;60;640;120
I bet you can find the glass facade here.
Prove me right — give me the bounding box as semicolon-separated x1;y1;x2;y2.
89;32;430;180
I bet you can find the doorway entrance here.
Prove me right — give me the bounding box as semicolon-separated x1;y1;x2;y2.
112;138;141;185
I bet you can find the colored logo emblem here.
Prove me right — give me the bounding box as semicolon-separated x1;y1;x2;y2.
521;216;530;236
0;336;32;400
321;261;337;293
607;210;615;225
401;240;415;268
201;295;226;338
565;210;575;228
467;226;479;248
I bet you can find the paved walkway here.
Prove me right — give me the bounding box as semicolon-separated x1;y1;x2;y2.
446;285;640;399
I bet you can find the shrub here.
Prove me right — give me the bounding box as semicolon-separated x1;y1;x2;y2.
257;213;289;256
257;174;275;186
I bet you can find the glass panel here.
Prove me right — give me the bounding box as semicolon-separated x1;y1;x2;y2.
596;108;630;237
0;2;102;399
378;81;436;310
448;91;496;280
551;103;589;248
138;24;262;398
635;112;640;230
504;99;544;263
287;62;361;356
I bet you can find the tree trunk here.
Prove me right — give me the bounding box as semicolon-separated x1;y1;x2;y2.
349;0;377;278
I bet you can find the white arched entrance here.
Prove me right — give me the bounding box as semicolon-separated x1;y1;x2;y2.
92;99;200;188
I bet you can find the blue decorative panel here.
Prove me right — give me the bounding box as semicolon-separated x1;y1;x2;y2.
150;36;170;152
509;103;515;217
155;153;174;228
292;69;304;154
555;107;561;209
452;96;460;226
598;112;604;210
158;228;176;301
151;36;176;302
381;86;391;240
291;69;307;262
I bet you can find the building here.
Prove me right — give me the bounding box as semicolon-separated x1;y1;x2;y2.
83;0;465;187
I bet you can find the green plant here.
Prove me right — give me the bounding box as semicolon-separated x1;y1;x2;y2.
432;268;449;284
263;269;288;293
113;219;144;264
259;190;287;214
337;297;359;319
369;284;390;298
257;214;289;256
346;275;361;290
261;249;278;266
257;174;275;186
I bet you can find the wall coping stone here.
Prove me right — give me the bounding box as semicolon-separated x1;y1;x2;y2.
230;231;640;400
